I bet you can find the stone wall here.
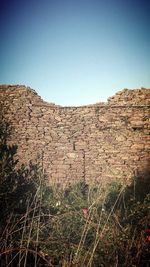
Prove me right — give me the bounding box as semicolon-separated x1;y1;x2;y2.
0;85;150;185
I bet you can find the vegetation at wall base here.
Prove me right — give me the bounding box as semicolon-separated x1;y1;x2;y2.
0;121;150;266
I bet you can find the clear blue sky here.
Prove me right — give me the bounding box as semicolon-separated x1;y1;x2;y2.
0;0;150;106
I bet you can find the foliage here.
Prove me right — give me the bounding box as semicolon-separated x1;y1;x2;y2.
0;121;150;266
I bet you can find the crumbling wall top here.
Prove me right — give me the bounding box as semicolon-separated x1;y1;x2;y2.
1;85;150;108
108;88;150;106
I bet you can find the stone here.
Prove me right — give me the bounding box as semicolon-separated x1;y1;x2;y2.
0;85;150;185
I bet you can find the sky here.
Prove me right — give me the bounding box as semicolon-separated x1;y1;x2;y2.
0;0;150;106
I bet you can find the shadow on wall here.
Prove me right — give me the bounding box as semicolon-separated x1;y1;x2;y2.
125;167;150;203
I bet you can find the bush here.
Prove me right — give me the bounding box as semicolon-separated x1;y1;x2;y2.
0;121;150;266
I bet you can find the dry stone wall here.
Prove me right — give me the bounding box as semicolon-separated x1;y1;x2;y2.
0;85;150;185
